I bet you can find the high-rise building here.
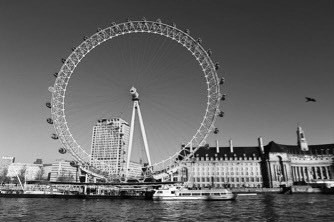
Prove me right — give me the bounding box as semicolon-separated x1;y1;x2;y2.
90;118;130;177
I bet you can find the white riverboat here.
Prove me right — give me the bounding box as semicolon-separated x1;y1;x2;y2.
153;185;237;201
23;190;64;195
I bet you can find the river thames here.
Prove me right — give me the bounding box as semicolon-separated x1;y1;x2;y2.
1;194;333;221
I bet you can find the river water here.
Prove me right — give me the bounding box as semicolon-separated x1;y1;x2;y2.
1;194;333;221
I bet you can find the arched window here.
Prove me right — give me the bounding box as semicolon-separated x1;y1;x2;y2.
277;156;285;181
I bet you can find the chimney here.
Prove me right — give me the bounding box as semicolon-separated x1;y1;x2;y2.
258;137;264;154
229;139;233;153
216;140;219;153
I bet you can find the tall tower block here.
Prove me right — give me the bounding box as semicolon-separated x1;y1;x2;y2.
90;118;130;177
297;126;309;151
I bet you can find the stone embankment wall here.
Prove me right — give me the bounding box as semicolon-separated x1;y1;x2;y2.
231;187;280;193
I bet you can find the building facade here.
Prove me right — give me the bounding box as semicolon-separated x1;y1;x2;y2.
90;118;130;177
49;159;78;182
175;127;334;188
0;156;15;174
128;161;143;178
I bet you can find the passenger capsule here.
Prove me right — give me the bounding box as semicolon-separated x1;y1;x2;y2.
221;94;226;101
112;22;117;26
142;17;147;21
215;63;220;70
70;161;77;167
218;111;224;117
46;118;53;124
97;28;102;32
53;72;58;78
204;143;210;149
172;22;176;27
71;47;76;51
214;128;219;134
58;147;67;154
156;18;162;23
51;133;59;140
197;38;202;44
207;49;212;56
219;77;225;85
61;58;66;63
184;29;190;34
48;86;55;93
46;102;51;109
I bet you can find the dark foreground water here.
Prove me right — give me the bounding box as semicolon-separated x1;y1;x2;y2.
1;194;334;221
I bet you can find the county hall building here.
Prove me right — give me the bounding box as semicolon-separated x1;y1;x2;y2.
174;126;334;188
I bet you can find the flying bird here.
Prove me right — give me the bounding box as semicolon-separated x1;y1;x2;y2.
305;97;316;102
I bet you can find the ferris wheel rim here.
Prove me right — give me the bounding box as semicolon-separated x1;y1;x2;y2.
50;19;222;175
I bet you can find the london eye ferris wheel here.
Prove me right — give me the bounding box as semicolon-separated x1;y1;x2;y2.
46;18;226;179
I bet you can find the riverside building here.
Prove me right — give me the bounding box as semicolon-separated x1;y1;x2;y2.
49;159;78;182
175;126;334;188
0;156;15;174
90;118;130;177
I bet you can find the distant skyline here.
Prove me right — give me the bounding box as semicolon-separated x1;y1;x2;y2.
0;0;333;164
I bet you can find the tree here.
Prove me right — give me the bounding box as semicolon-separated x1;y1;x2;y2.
12;166;26;185
0;167;10;184
35;166;45;181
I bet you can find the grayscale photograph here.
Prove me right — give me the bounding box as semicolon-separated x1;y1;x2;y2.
0;0;333;221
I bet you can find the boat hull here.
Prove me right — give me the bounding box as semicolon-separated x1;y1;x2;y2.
0;190;154;199
153;187;237;201
153;194;236;201
0;193;152;199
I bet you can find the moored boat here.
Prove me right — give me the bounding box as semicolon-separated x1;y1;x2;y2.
153;185;237;201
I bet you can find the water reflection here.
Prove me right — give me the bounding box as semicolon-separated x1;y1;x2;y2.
262;194;279;221
1;194;334;221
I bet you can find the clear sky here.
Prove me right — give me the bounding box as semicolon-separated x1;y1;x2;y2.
0;0;333;164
